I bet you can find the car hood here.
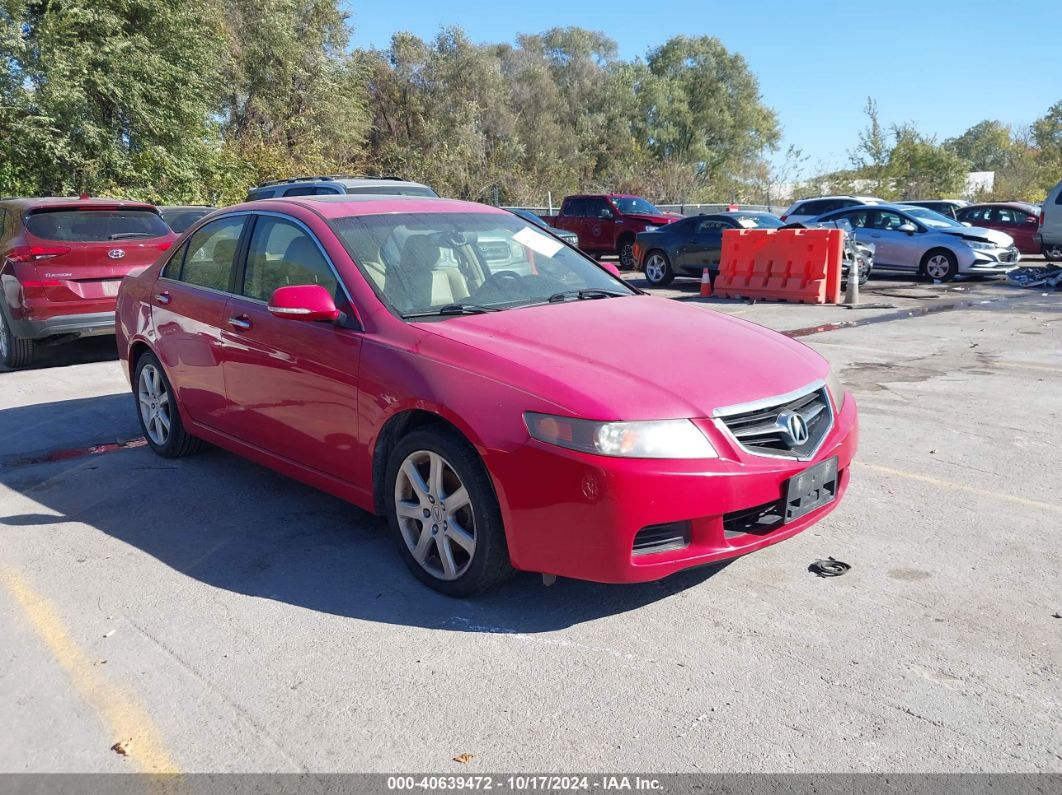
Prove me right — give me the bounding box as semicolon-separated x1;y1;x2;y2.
938;225;1014;247
627;213;682;225
414;296;827;420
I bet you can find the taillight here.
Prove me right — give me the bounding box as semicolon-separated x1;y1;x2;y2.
1040;209;1045;227
156;241;173;251
6;245;71;263
19;280;63;287
780;215;789;222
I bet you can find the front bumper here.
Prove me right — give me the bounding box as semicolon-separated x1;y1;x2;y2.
7;310;116;340
963;246;1020;274
489;392;859;583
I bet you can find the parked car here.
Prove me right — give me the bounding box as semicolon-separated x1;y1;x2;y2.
1;197;176;368
503;207;579;247
780;195;886;224
159;205;215;234
540;194;681;269
246;175;438;201
897;199;970;220
1038;178;1062;261
812;203;1019;281
955;202;1042;255
116;195;857;595
635;211;783;287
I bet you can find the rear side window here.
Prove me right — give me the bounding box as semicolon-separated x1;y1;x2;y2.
241;216;337;302
796;200;825;216
177;217;245;292
283;186;339;197
562;198;586;217
25;208;171;241
345;185;437;197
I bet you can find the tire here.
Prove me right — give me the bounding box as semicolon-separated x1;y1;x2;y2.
133;351;203;458
617;237;636;270
385;426;513;597
921;249;958;282
1044;243;1062;262
643;250;675;287
0;309;35;369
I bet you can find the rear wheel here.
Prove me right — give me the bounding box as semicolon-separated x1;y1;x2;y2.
643;250;675;287
922;249;958;282
386;426;513;597
134;351;202;458
0;309;34;369
617;237;636;270
1044;243;1062;261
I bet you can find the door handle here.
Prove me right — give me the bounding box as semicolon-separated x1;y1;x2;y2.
154;291;171;304
227;315;252;331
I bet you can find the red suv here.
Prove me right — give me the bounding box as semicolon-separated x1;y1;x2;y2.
116;196;857;595
0;197;176;367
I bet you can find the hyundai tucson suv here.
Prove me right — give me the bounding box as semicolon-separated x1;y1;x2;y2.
245;175;438;201
1;197;176;367
115;194;857;595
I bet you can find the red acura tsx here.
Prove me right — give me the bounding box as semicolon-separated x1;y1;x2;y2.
115;195;858;596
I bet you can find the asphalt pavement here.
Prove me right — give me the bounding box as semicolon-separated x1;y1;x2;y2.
0;277;1059;774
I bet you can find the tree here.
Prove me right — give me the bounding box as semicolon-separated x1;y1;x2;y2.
888;124;968;199
849;98;890;196
944;120;1012;172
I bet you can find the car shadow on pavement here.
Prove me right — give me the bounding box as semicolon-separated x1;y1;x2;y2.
0;398;730;633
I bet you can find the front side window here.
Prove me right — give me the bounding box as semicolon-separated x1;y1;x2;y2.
179;217;245;292
330;212;634;318
242;216;337;302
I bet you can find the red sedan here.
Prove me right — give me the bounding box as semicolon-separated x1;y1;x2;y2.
116;197;858;595
956;202;1042;255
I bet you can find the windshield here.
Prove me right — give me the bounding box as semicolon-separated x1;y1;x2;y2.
730;213;784;229
25;208;172;241
902;206;963;229
611;197;662;216
329;212;633;318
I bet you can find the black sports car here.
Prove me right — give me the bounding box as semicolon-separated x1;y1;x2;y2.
635;211;783;287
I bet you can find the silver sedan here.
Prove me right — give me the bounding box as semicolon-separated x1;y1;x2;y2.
813;204;1019;281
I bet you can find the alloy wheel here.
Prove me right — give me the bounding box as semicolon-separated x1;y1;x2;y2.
394;450;476;581
925;254;951;280
619;242;635;270
138;363;171;445
645;254;667;283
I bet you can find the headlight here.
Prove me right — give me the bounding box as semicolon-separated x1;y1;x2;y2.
643;225;659;232
826;368;846;413
524;413;717;459
967;240;997;251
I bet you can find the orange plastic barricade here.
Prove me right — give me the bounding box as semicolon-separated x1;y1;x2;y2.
715;228;843;304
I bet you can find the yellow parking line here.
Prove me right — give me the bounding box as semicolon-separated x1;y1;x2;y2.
1;569;180;773
992;360;1062;375
857;462;1062;514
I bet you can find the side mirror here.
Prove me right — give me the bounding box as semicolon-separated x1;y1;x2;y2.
268;284;340;322
961;221;973;227
599;208;614;220
897;223;917;235
601;261;622;277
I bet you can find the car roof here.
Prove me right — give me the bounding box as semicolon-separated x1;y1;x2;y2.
252;175;431;190
0;196;159;211
234;194;506;220
899;199;967;204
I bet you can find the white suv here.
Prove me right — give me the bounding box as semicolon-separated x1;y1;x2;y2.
781;195;886;224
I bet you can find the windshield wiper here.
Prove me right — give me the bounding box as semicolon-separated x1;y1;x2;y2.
108;232;154;240
547;289;629;303
404;303;501;319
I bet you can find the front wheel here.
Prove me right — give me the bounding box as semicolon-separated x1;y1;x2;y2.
643;250;675;287
0;309;35;369
134;351;203;458
1044;243;1062;262
922;250;958;282
386;426;513;596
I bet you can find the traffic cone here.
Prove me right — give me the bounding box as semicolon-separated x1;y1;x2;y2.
700;268;713;297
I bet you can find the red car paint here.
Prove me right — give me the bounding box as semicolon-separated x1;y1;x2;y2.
116;197;857;585
956;202;1041;255
0;197;176;351
541;194;681;262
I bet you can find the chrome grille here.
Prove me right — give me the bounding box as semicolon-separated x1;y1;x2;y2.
715;384;833;459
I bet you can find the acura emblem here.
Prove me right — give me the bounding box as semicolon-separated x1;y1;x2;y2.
107;249;126;260
776;410;810;446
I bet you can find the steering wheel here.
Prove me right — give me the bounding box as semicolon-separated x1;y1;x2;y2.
476;270;525;299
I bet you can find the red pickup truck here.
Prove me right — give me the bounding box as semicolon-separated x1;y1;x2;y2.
542;194;681;269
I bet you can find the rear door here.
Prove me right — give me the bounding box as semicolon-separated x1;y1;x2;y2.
992;207;1036;252
152;215;247;428
220;213;362;478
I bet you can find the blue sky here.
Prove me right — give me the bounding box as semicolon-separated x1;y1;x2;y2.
346;0;1060;176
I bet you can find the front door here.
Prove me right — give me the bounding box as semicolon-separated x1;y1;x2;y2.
152;216;247;428
678;218;726;273
219;214;362;480
862;209;919;271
